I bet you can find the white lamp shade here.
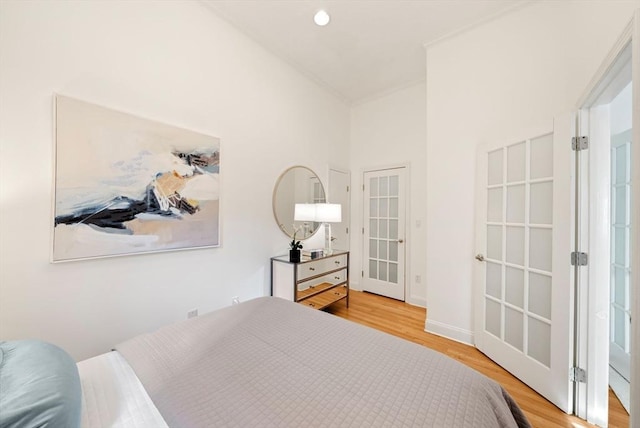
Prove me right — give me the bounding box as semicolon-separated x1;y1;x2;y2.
294;203;316;221
315;203;341;223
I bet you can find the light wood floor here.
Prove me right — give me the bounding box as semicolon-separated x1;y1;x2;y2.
326;290;630;428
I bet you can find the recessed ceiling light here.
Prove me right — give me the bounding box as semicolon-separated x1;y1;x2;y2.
314;10;330;26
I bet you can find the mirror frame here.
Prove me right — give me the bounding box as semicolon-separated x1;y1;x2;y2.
272;165;326;239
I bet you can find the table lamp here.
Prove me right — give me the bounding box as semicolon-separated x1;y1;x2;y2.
314;203;342;255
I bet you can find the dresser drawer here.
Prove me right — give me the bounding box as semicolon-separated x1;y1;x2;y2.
300;285;348;310
297;269;346;292
296;254;348;281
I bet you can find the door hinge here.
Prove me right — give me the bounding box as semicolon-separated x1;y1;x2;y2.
346;185;350;192
362;227;365;234
346;227;349;234
361;270;364;278
571;136;589;151
362;184;365;191
570;251;588;266
570;366;587;383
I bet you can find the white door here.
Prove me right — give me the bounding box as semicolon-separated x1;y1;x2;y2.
610;131;632;410
474;121;573;412
362;167;406;301
329;168;350;251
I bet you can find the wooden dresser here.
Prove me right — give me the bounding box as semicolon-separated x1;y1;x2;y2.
271;250;349;310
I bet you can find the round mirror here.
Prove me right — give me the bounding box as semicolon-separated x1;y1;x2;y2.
272;166;326;239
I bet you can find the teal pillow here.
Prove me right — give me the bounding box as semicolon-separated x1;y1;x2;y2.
0;340;81;428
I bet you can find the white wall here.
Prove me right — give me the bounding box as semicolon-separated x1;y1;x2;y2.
425;1;640;343
0;0;349;361
350;82;427;306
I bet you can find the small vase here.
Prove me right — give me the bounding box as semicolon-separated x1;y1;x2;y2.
289;249;301;263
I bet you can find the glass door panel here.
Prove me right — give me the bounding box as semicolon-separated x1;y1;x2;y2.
610;136;631;383
363;168;406;300
483;135;554;367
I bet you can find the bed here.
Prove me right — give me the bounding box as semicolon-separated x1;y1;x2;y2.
1;297;531;427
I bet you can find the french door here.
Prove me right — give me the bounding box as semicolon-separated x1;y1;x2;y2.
610;131;632;409
474;120;573;412
362;167;406;301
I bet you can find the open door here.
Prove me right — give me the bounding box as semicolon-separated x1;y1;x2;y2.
610;125;632;414
474;120;573;412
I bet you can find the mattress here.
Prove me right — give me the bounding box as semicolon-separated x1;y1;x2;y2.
78;351;167;428
116;296;531;428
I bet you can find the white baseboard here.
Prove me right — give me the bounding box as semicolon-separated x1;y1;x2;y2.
407;296;426;308
425;319;474;346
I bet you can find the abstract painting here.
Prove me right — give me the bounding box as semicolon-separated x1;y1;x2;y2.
52;95;220;262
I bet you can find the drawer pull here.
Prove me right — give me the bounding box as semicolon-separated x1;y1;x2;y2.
309;267;315;271
335;276;340;280
335;260;341;265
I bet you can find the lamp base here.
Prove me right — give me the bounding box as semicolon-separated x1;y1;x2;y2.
324;222;333;255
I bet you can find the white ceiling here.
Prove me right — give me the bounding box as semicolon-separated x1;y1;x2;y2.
202;0;525;103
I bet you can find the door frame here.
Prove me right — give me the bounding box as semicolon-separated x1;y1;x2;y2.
360;163;410;301
574;11;640;426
